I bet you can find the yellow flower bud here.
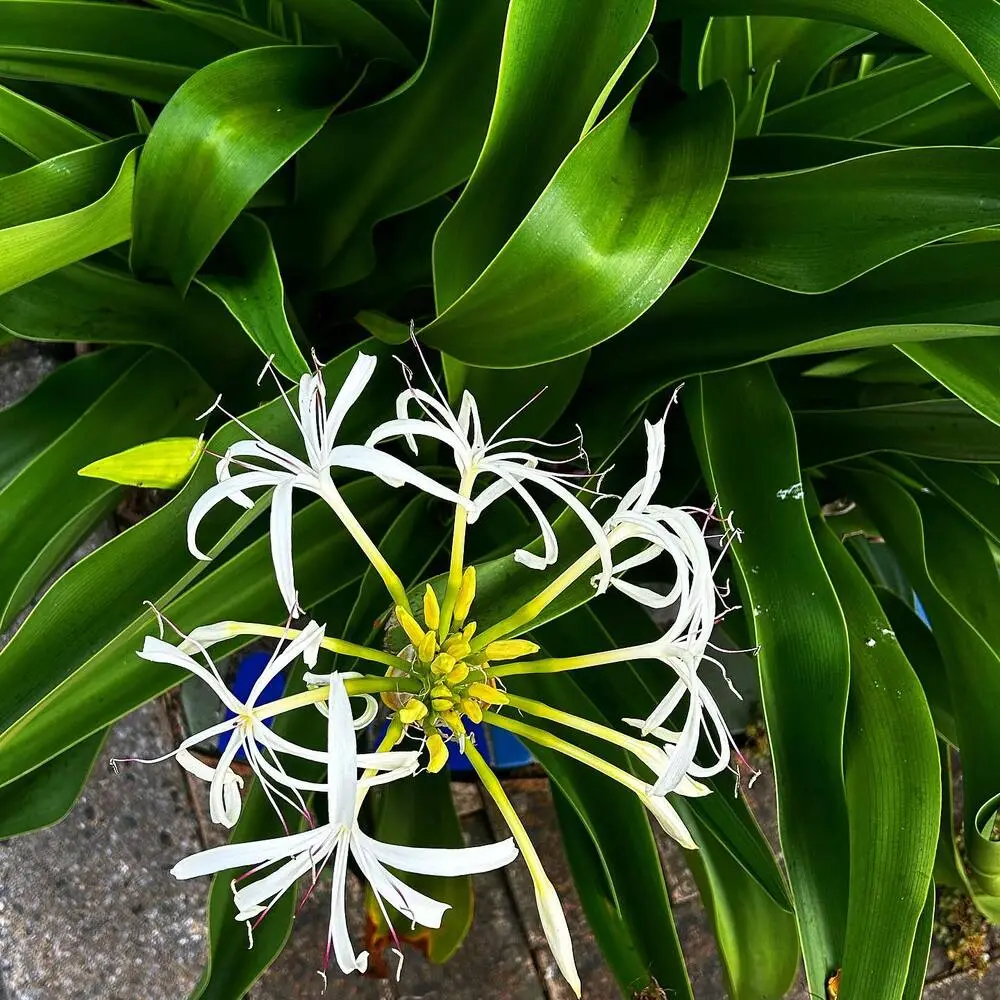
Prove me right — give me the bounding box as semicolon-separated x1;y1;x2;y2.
483;639;539;661
430;683;452;699
417;630;437;664
454;566;476;622
398;699;428;724
447;662;470;684
431;698;454;711
461;698;483;724
431;652;456;675
441;710;464;733
395;606;426;647
468;681;509;706
462;621;477;641
426;733;449;773
443;637;471;660
423;584;440;631
384;717;405;747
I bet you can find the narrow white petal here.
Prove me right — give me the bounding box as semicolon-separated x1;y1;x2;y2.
210;738;245;828
324;353;377;450
329;836;368;974
535;877;580;998
355;841;450;928
326;675;359;828
269;479;299;616
170;826;329;879
328;445;475;510
247;620;325;707
641;792;697;850
138;638;243;715
233;851;315;913
355;829;518;876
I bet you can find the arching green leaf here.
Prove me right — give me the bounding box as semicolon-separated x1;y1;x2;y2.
690;366;850;994
420;78;735;366
131;45;358;290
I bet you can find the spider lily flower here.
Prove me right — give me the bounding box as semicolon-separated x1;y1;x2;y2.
171;675;519;979
365;367;615;585
124;620;338;828
188;353;475;616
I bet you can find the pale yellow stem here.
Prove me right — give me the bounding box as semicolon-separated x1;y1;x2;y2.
318;477;410;611
483;710;646;796
253;676;421;721
471;543;602;651
438;471;476;639
490;643;653;677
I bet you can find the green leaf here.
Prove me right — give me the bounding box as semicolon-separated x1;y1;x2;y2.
796;398;1000;467
278;0;417;65
131;45;358;291
0;340;401;789
0;260;263;397
735;60;778;137
695;145;1000;292
0;82;97;160
680;807;799;999
0;730;105;839
676;0;1000;109
0;147;137;297
690;366;850;994
145;0;289;49
902;885;935;1000
900;338;1000;430
0;348;212;630
196;214;309;379
912;457;1000;547
700;16;753;113
814;520;939;1000
420;77;735;366
0;0;234;100
79;436;205;489
749;17;873;108
272;0;509;286
432;0;656;311
763;55;966;138
580;241;1000;453
846;470;1000;896
0;136;138;230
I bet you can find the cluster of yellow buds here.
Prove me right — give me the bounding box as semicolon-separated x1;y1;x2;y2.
386;567;539;772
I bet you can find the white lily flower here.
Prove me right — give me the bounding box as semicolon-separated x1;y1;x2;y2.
126;620;340;828
366;367;615;583
188;353;475;616
171;674;519;979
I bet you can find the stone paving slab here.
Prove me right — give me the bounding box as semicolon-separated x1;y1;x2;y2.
0;702;209;1000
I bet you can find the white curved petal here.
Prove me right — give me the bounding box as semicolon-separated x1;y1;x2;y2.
329;836;368;974
170;826;329;880
138;638;243;715
326;675;359;827
247;620;326;707
356;844;450;929
535;877;580;998
641;792;697;850
233;850;316;915
328;445;474;510
354;829;518;876
269;479;299;617
210;737;245;828
187;471;283;560
324;353;377;450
